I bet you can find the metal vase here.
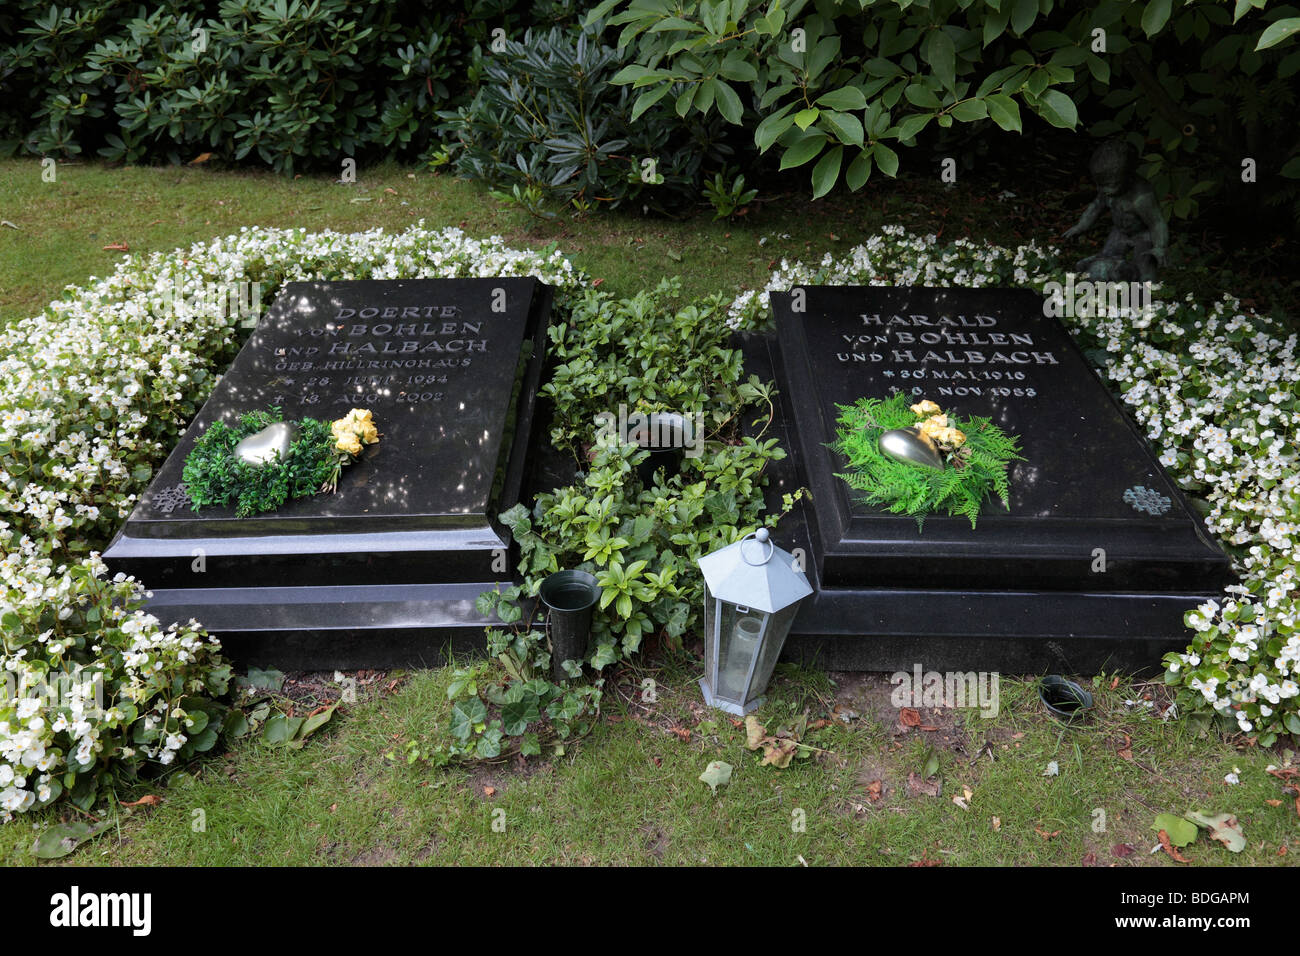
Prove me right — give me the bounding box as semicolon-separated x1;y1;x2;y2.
539;570;601;681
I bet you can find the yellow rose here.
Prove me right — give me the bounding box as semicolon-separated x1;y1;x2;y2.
360;422;379;444
336;432;362;456
936;427;967;449
910;400;942;417
918;418;945;440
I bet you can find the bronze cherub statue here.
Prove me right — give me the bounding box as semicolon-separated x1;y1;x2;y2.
1062;140;1169;282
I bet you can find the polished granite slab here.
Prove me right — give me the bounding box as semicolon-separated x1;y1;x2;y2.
756;285;1232;672
104;278;553;666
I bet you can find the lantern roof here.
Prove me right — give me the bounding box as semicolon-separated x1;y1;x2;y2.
696;528;813;614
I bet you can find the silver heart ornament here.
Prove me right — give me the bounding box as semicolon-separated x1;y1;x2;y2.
234;422;298;468
878;425;945;471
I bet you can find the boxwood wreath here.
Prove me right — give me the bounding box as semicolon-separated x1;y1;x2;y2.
4;222;1298;824
832;393;1022;528
182;407;379;517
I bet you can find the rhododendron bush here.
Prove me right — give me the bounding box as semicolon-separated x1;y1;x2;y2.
0;224;584;819
732;226;1299;746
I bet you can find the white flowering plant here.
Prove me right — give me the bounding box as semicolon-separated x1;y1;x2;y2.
1;223;586;818
730;225;1300;746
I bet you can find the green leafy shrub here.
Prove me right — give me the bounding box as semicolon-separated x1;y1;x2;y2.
0;0;571;172
589;0;1300;224
401;281;804;763
440;23;737;215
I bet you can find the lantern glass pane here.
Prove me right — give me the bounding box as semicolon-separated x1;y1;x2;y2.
702;589;719;691
717;606;769;704
743;603;799;706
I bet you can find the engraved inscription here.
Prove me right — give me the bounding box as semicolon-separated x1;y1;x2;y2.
833;311;1059;401
266;303;489;406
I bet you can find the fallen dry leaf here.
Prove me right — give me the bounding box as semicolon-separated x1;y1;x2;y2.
1082;851;1098;866
120;794;162;807
1035;827;1061;840
864;779;883;803
1157;829;1191;863
483;786;496;797
1116;733;1133;762
328;803;337;813
1266;766;1299;780
1279;845;1288;856
1113;842;1136;858
991;816;1001;831
899;707;921;727
1109;676;1119;689
102;242;129;252
1266;799;1282;807
189;152;213;165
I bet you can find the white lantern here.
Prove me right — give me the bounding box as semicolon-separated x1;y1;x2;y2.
696;527;813;715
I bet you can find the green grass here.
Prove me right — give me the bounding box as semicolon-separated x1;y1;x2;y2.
1;157;1293;866
0;663;1292;866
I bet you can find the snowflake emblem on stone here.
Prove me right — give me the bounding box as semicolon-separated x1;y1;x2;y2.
1123;485;1171;516
152;482;193;514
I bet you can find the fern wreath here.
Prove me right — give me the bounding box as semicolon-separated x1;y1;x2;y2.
831;391;1023;529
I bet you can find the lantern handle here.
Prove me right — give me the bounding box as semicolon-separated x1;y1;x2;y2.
741;527;775;566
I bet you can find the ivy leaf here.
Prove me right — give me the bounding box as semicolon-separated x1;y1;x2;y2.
449;698;487;741
501;694;540;736
476;727;503;759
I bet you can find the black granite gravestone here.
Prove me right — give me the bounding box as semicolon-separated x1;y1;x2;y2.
753;285;1231;673
104;278;552;668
